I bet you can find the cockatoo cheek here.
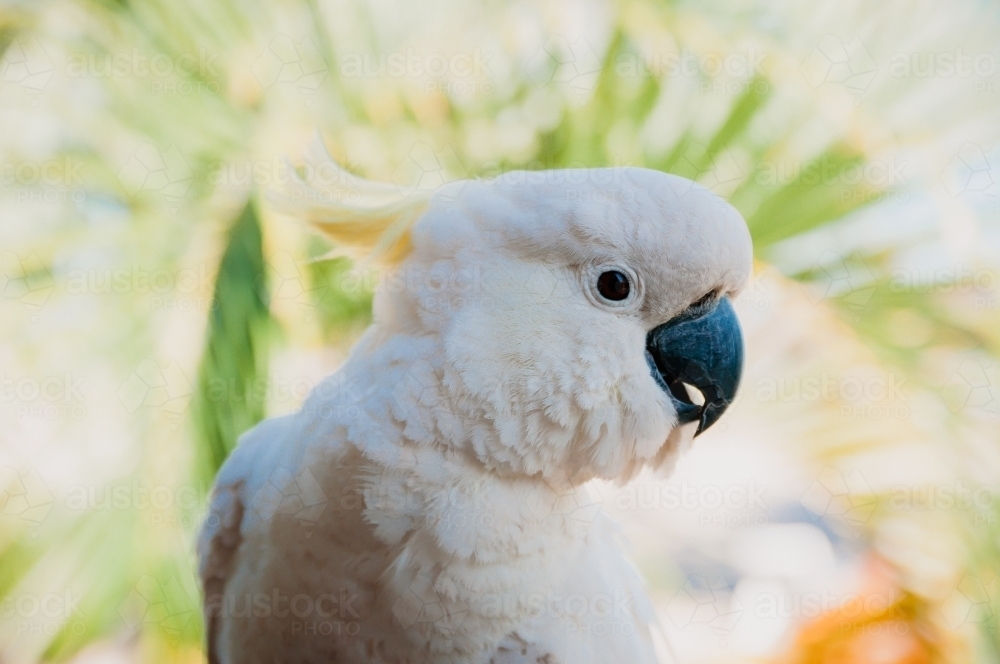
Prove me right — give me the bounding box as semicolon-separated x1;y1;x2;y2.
574;316;681;477
438;257;690;478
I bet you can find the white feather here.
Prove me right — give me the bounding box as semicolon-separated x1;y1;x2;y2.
200;164;753;662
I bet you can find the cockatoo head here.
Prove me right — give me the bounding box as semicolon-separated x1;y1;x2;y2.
284;149;752;482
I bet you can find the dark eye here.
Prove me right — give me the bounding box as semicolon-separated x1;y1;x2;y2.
596;270;630;301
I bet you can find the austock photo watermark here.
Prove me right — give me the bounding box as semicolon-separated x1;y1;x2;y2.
940;574;998;631
752;155;910;203
210;155;325;190
754;370;911;420
342;481;484;520
268;257;531;317
117;360;346;419
0;37;224;97
0;37;55;100
669;575;994;640
2;373;87;421
2;590;86;638
204;586;362;637
665;576;743;640
1;251;54;319
65;46;223;96
802;466;997;527
941;142;1000;215
117;142;193;206
339;47;495;95
802;35;998;99
1;156;86;204
751;587;910;637
528;36;769;99
213;149;450;201
344;472;771;536
64;263;217;312
246;466;328;530
65;481;209;528
6;141;197;212
116;359;192;421
887;482;995;522
666;575;913;645
888;48;999;95
253;35;327;95
890;266;997;310
614;46;769;95
2;467;210;529
525;35;603;100
752;576;998;636
484;587;639;637
533;36;998;101
609;480;769;528
117;575;197;634
0;467;54;526
942;354;999;419
801;467;877;527
269;152;642;206
392;576;641;639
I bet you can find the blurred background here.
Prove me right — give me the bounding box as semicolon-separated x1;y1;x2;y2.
1;0;999;661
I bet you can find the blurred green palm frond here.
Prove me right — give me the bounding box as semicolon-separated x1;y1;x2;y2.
0;0;998;661
192;201;272;486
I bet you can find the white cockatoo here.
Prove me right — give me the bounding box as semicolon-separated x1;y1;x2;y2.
198;136;753;664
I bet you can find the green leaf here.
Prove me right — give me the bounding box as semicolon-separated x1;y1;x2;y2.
745;147;883;249
191;200;273;486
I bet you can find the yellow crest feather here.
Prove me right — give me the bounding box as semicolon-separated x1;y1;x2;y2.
270;132;434;265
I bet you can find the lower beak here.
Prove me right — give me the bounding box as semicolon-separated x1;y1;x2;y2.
645;297;744;436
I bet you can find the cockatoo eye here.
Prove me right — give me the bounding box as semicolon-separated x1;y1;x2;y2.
596;270;630;301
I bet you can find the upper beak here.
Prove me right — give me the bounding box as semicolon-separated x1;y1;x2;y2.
645;297;744;436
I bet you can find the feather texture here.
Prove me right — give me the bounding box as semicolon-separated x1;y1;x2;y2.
200;163;753;662
269;132;433;264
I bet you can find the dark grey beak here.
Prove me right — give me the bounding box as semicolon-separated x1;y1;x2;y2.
645;297;744;436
